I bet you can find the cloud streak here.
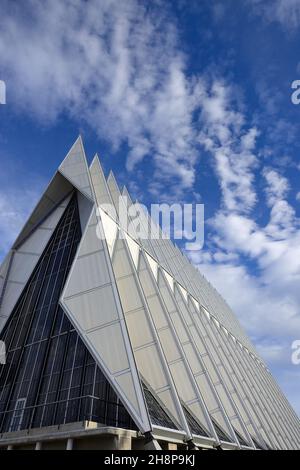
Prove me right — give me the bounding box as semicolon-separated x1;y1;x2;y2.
247;0;300;30
0;0;203;196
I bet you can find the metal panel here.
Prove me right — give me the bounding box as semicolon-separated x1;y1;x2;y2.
77;191;94;232
125;233;140;269
58;136;93;201
125;308;154;348
87;323;130;374
111;234;191;436
64;249;111;296
146;295;169;330
145;253;158;281
90;155;115;207
19;225;60;253
98;209;118;256
157;269;234;443
6;252;40;284
116;275;144;313
64;285;119;331
88;157;152;434
13;173;73;249
138;254;217;441
123;185;300;447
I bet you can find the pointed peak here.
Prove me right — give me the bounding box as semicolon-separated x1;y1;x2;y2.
91;152;104;166
91;153;100;166
59;136;85;167
58;137;93;201
107;169;116;182
107;170;121;194
122;185;133;204
90;155;114;207
90;153;105;175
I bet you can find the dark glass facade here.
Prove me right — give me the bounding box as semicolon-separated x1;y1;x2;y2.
142;382;178;430
182;404;209;437
234;428;249;447
251;436;264;450
211;417;233;443
0;194;137;433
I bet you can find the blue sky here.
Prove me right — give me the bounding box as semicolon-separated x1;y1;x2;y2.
0;0;300;415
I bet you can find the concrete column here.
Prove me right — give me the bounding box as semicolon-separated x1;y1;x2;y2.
35;441;42;450
167;443;178;450
66;438;74;450
118;436;132;450
7;445;13;450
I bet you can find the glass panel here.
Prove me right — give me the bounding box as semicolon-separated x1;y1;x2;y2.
183;404;209;437
211;416;233;443
142;382;178;430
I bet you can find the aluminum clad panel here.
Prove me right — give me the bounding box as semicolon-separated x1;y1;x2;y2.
146;295;169;330
87;323;130;374
17;229;54;255
99;209;118;256
125;308;154;348
135;345;169;390
169;362;197;403
90;155;114;207
195;373;219;411
145;253;158;281
158;328;182;363
182;343;204;376
64;250;111;297
64;285;119;331
7;252;40;284
116;276;144;312
58;136;93;200
125;233;140;268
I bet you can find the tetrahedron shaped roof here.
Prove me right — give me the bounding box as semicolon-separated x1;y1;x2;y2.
0;137;300;450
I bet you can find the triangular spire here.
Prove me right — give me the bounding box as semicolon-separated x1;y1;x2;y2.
122;185;134;205
90;154;114;208
60;208;151;433
106;171;123;220
59;136;93;201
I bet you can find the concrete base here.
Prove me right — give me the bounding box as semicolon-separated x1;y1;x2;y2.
167;443;178;450
0;420;213;450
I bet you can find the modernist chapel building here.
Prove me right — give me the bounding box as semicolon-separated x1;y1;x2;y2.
0;137;299;450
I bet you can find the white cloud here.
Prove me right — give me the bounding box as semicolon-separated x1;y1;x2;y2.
263;168;290;207
0;0;202;196
193;260;300;341
248;0;300;31
262;168;298;239
0;155;45;259
198;81;259;213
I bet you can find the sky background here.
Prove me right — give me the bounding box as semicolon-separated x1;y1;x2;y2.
0;0;300;415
